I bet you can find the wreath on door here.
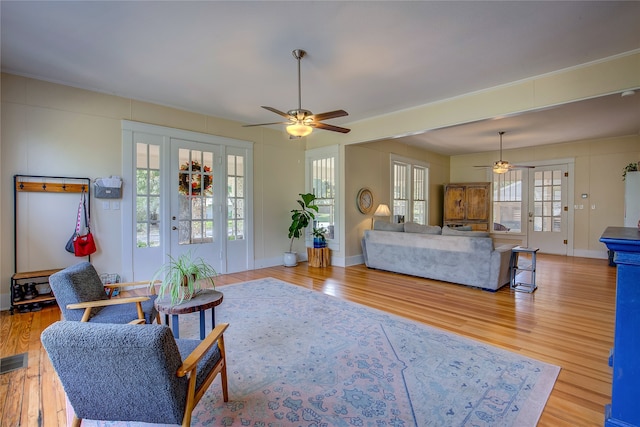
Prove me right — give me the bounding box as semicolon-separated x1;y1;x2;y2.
178;160;212;195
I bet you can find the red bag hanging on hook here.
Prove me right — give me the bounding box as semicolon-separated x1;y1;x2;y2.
73;190;97;257
74;232;96;257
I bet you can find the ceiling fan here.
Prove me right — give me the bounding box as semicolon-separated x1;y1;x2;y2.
243;49;350;138
475;131;534;174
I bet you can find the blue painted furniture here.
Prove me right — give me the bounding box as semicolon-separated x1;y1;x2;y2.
600;226;640;427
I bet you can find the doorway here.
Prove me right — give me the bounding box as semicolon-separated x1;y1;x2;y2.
526;165;569;255
122;121;253;281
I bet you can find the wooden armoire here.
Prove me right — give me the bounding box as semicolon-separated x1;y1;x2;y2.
443;182;491;231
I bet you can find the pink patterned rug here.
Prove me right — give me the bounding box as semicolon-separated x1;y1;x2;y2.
68;278;559;426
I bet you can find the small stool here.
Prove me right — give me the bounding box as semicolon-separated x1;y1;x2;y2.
510;246;539;293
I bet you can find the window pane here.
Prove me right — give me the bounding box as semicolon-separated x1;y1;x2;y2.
493;170;522;232
135;142;162;249
136;143;148;169
392;160;429;225
227;153;247;241
311;156;335;236
149;196;160;222
534;217;542;231
136;223;148;248
136;197;148;222
149;144;160;170
149;170;160;195
413;201;426;224
493;201;521;232
137;170;148;195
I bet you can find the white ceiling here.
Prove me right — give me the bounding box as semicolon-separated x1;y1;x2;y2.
1;1;639;155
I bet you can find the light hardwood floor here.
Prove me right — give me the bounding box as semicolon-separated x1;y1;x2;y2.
1;254;616;426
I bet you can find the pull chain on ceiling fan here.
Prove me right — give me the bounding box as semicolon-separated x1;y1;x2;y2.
474;131;534;174
243;49;351;138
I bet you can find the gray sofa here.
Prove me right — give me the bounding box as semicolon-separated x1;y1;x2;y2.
362;222;515;291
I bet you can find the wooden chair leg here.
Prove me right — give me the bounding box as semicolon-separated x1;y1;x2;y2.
71;415;82;427
221;360;229;402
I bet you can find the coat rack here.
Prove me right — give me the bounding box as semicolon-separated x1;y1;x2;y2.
11;175;91;314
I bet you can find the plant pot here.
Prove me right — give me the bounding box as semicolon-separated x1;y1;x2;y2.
313;237;327;248
283;251;298;267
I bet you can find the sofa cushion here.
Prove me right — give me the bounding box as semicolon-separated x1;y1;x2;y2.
373;221;405;232
442;226;490;238
404;222;442;235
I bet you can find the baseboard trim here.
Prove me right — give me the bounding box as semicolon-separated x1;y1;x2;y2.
573;249;608;259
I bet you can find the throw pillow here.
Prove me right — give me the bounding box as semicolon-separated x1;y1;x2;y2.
404;222;442;235
373;221;405;232
442;227;490;237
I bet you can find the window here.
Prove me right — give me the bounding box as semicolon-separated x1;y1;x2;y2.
493;170;523;232
227;154;245;240
136;143;161;248
306;146;340;247
391;155;429;224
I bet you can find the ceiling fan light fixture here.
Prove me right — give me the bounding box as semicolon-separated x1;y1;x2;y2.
493;161;510;174
286;123;313;137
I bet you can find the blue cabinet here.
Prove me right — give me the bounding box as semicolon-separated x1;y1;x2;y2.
600;227;640;427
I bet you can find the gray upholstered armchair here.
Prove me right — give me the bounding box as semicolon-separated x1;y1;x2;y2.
41;321;229;427
49;262;158;324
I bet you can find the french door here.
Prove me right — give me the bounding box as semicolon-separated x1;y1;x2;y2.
527;165;568;255
170;140;222;271
122;121;253;281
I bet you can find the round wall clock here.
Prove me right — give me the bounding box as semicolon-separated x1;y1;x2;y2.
356;188;374;214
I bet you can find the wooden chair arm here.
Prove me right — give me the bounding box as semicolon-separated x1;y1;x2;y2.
177;323;229;377
103;280;159;298
67;296;149;310
68;297;149;323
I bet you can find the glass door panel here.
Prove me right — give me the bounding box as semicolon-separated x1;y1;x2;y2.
171;140;221;271
528;166;567;254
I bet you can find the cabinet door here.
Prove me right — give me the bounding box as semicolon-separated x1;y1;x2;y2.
466;184;489;222
444;185;466;221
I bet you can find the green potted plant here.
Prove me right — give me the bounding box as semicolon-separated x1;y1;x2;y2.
285;193;318;267
623;162;638;180
312;226;328;248
150;251;217;305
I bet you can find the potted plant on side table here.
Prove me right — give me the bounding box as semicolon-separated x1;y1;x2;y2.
150;251;217;305
312;227;328;248
285;193;318;267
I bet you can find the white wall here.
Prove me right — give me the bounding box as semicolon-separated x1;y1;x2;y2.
450;135;640;257
0;74;306;309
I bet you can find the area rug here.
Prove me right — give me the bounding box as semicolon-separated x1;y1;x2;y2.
72;277;559;426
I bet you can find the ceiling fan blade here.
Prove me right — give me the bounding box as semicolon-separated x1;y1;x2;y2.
312;109;349;122
242;121;290;128
512;165;535;169
261;106;294;119
312;122;351;134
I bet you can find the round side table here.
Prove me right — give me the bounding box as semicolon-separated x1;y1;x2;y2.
154;289;223;339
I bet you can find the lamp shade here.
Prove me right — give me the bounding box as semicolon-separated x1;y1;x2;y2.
373;204;391;217
286;123;313;137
